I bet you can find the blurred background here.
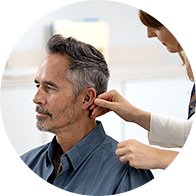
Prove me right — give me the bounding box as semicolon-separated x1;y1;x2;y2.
0;0;193;176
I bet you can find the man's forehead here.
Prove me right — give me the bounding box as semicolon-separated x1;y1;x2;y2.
35;54;70;81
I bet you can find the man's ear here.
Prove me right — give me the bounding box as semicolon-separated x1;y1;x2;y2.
81;87;97;110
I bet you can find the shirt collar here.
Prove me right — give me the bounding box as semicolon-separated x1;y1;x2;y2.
66;121;106;170
46;121;106;170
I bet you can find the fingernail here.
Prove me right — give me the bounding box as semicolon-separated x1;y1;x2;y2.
95;99;100;104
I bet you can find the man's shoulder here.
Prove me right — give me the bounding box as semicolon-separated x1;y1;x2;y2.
100;133;118;151
93;134;154;187
20;142;50;164
96;134;125;166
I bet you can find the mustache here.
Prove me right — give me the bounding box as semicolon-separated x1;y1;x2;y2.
36;105;52;117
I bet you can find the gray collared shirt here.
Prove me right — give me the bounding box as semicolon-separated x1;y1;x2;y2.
21;121;153;195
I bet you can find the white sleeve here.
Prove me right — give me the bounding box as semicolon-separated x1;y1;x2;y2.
148;113;194;148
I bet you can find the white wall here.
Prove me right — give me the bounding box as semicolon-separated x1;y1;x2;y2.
5;0;182;76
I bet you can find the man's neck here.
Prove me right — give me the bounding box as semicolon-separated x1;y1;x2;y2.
55;119;96;153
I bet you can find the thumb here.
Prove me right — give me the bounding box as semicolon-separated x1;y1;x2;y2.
94;98;116;111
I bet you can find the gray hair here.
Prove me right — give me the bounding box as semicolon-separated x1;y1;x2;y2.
46;34;110;96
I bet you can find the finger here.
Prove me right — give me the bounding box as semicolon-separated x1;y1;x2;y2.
117;139;137;148
94;98;117;112
119;156;129;164
128;160;137;169
115;147;128;157
90;107;102;118
89;103;96;111
96;91;114;100
94;98;106;106
117;141;127;148
91;107;109;118
117;139;132;148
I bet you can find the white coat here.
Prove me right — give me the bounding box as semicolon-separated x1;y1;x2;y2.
148;113;194;148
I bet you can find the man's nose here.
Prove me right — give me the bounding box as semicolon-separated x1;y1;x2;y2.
147;27;156;38
33;88;46;105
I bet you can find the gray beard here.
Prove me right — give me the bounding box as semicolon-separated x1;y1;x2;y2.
36;120;56;134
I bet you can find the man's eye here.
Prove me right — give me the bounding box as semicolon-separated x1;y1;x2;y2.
46;85;54;91
35;84;40;88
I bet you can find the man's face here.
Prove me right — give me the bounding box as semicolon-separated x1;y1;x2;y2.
33;54;83;133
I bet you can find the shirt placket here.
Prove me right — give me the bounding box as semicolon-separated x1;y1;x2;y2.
53;155;71;188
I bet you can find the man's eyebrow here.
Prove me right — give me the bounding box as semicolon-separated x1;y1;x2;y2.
34;79;58;88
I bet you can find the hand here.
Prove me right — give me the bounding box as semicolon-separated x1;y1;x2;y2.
115;139;178;169
90;90;151;131
90;90;135;121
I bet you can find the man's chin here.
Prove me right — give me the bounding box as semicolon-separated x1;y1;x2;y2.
36;122;54;133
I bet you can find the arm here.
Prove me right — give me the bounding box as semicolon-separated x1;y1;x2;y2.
149;113;193;148
90;90;151;130
91;90;193;148
115;139;178;170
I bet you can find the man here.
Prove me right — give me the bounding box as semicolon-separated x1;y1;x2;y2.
21;34;153;195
